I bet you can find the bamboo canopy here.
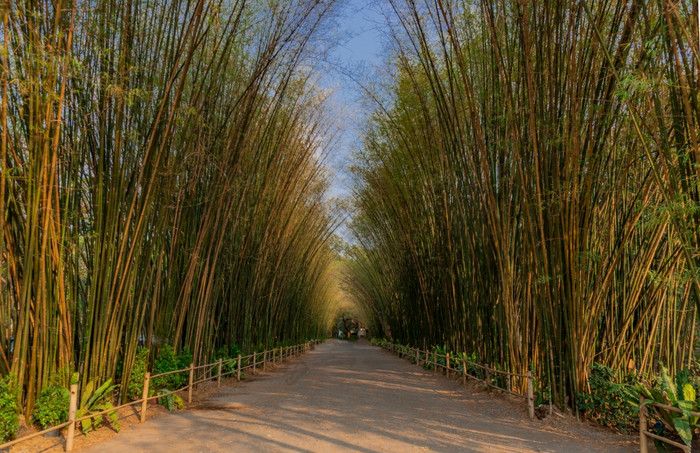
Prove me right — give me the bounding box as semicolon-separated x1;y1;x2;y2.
348;0;699;407
0;0;341;415
2;0;699;419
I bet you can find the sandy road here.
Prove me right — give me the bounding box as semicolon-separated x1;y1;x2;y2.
84;340;637;452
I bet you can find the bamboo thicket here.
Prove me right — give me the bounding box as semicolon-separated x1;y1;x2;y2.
348;0;699;407
0;0;340;415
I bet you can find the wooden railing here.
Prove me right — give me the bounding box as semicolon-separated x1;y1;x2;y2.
639;396;699;453
381;342;535;419
0;340;319;452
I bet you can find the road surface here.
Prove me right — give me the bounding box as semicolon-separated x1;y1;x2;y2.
84;340;636;452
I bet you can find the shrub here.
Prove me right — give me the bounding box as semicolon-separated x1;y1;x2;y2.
32;383;70;429
127;348;150;400
157;390;184;411
0;373;19;442
177;347;193;371
213;344;241;374
153;345;192;390
576;362;639;433
153;344;179;389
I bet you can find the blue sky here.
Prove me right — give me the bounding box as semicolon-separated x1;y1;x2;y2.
321;0;387;238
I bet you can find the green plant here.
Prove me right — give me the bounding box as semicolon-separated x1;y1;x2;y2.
431;345;447;368
636;365;700;451
0;373;19;442
576;363;639;433
75;379;120;435
32;382;70;429
153;345;191;390
213;345;241;374
157;390;184;411
177;348;193;372
459;351;479;377
127;348;150;400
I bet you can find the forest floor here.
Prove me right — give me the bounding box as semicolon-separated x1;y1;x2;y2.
12;340;640;453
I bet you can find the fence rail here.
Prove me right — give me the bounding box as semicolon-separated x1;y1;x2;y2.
381;342;535;419
638;396;699;453
0;340;320;452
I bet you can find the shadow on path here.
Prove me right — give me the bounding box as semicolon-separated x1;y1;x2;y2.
84;341;637;452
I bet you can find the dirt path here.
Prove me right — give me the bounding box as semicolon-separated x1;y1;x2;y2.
84;340;637;452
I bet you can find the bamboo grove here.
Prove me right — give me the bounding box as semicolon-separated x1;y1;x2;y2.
348;0;700;408
0;0;343;415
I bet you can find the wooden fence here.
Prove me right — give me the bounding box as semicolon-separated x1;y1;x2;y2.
638;396;699;453
0;341;319;452
381;342;535;420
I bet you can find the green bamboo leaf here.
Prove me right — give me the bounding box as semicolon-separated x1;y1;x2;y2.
673;416;692;446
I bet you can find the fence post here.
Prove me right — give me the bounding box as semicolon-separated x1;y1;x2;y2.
253;351;257;374
446;353;450;378
527;371;534;420
188;363;194;403
485;365;491;392
66;382;78;453
415;348;419;366
263;350;267;372
639;396;648;453
273;347;276;365
433;351;437;374
237;354;242;381
217;358;222;387
462;359;467;385
141;372;150;423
